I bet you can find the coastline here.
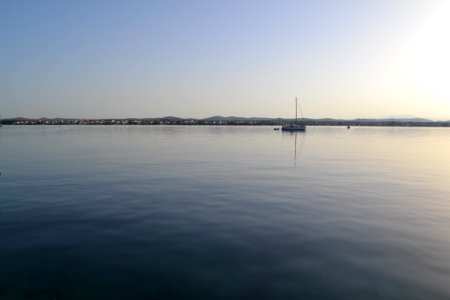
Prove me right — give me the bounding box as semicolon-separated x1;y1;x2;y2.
1;118;449;127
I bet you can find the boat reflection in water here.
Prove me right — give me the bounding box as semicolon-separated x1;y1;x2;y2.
283;130;306;166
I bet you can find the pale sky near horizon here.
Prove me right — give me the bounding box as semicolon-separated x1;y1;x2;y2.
1;0;449;120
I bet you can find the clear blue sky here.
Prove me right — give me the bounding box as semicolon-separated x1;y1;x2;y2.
1;0;449;119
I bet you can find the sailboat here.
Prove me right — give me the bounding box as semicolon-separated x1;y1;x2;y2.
282;97;306;131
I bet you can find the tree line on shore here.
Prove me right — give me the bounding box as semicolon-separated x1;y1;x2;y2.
1;117;449;127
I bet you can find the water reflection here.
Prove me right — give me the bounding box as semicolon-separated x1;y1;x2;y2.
1;126;450;299
282;131;306;166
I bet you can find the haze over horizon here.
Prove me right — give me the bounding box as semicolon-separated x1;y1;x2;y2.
1;0;449;120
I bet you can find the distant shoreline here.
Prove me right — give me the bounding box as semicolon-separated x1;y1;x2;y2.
1;118;449;127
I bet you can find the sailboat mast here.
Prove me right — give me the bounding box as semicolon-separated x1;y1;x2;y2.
295;97;298;124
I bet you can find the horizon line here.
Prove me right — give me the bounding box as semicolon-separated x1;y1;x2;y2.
2;116;448;122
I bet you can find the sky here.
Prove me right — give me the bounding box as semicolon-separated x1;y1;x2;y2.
1;0;449;119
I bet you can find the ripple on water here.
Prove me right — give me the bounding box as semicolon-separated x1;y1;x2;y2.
1;126;450;299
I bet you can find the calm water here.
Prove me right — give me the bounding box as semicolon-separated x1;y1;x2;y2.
1;125;450;299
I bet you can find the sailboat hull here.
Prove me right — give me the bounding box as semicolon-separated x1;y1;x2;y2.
281;125;306;131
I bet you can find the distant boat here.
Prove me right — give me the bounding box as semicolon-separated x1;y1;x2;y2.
274;128;280;131
282;97;306;132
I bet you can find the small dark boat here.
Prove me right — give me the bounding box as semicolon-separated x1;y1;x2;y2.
274;128;280;131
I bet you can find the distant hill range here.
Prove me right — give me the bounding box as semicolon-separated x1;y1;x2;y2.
355;117;432;123
203;116;276;121
1;116;448;127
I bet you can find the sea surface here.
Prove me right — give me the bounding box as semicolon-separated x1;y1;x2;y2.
1;125;450;299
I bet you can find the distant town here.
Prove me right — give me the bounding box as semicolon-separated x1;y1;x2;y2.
1;116;449;127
